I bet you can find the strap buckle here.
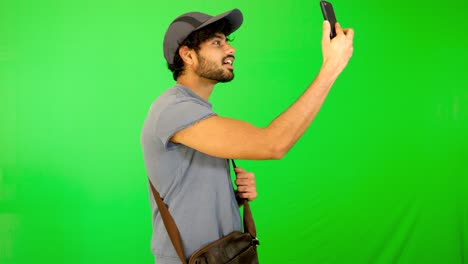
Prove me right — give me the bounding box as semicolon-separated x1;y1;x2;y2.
252;237;260;246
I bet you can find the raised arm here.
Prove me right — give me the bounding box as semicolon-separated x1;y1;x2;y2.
171;21;354;160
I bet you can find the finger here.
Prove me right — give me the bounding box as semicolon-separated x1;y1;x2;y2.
235;178;255;186
343;28;354;40
235;179;247;185
235;172;254;179
322;20;331;45
236;178;253;185
238;191;256;199
240;192;257;201
335;22;344;36
238;192;249;199
237;185;255;192
234;167;246;173
237;186;252;193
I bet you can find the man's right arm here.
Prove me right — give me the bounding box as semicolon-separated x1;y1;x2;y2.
171;21;354;160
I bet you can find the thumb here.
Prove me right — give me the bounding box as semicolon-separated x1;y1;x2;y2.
322;20;331;45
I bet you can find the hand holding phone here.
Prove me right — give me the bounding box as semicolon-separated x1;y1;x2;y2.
320;1;337;39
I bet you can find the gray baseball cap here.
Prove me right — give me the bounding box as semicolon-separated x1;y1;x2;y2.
163;9;243;64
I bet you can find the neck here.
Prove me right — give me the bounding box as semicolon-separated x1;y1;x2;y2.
177;72;217;101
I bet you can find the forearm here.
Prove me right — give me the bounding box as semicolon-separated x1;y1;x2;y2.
265;66;339;158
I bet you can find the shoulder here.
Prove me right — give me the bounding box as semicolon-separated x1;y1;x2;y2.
151;85;211;114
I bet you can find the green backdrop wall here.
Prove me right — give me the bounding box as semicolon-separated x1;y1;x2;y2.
1;0;467;263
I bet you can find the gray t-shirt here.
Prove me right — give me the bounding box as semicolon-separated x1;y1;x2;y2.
141;84;241;264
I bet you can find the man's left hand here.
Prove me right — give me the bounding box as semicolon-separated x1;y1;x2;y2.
234;167;257;201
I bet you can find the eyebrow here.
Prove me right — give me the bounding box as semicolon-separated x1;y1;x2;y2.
212;34;228;42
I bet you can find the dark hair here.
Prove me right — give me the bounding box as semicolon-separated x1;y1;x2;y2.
167;20;233;81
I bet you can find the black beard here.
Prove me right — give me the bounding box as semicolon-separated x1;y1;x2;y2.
195;54;234;83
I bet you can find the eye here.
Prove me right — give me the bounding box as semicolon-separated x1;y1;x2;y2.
213;40;221;45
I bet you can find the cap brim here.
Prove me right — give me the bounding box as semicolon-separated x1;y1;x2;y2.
194;8;243;36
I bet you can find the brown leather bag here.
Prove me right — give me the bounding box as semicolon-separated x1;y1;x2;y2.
148;160;259;264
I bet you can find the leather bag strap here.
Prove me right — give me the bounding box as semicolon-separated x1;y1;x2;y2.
148;179;188;264
230;160;257;239
148;159;257;264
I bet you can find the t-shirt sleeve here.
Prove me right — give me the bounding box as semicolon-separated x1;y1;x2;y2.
154;98;216;150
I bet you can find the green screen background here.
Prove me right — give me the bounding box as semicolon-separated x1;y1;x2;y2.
1;0;467;263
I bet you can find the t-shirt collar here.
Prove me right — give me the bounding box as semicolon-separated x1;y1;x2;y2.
175;83;213;107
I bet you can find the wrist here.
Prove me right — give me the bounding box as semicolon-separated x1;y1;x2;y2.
320;61;340;78
316;65;339;88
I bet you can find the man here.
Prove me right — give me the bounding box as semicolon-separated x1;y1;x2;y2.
141;8;353;264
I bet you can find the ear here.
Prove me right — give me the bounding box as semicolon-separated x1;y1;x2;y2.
179;46;195;65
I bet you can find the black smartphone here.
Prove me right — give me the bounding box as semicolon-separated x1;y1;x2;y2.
320;1;338;39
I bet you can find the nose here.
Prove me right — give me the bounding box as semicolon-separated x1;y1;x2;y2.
225;43;235;55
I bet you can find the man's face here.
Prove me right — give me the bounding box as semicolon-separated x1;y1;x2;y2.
194;33;236;83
